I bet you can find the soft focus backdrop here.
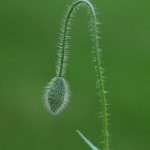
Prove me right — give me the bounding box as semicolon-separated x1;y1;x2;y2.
0;0;150;150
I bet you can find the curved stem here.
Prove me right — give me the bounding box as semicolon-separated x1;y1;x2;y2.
56;0;109;150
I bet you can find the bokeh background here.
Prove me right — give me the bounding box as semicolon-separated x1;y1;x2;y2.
0;0;150;150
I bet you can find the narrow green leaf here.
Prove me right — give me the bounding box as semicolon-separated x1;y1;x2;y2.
76;130;100;150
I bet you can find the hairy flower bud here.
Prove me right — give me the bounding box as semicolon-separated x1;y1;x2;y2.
44;77;69;115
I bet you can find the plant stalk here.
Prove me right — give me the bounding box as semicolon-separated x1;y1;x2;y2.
56;0;109;149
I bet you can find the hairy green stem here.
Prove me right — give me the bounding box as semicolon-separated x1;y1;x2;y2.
56;0;109;149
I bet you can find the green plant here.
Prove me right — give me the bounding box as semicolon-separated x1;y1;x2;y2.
44;0;109;150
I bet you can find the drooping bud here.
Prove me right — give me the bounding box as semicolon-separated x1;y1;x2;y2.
44;77;70;115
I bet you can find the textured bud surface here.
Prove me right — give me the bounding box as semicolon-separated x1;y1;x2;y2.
44;77;69;115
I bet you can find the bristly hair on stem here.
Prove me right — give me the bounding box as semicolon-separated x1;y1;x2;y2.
44;0;110;150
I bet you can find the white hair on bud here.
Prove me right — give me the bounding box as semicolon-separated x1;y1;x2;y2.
44;77;70;115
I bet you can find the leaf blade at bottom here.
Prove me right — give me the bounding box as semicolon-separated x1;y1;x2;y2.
76;130;100;150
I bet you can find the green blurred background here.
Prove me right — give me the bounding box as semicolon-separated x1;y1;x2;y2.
0;0;150;150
